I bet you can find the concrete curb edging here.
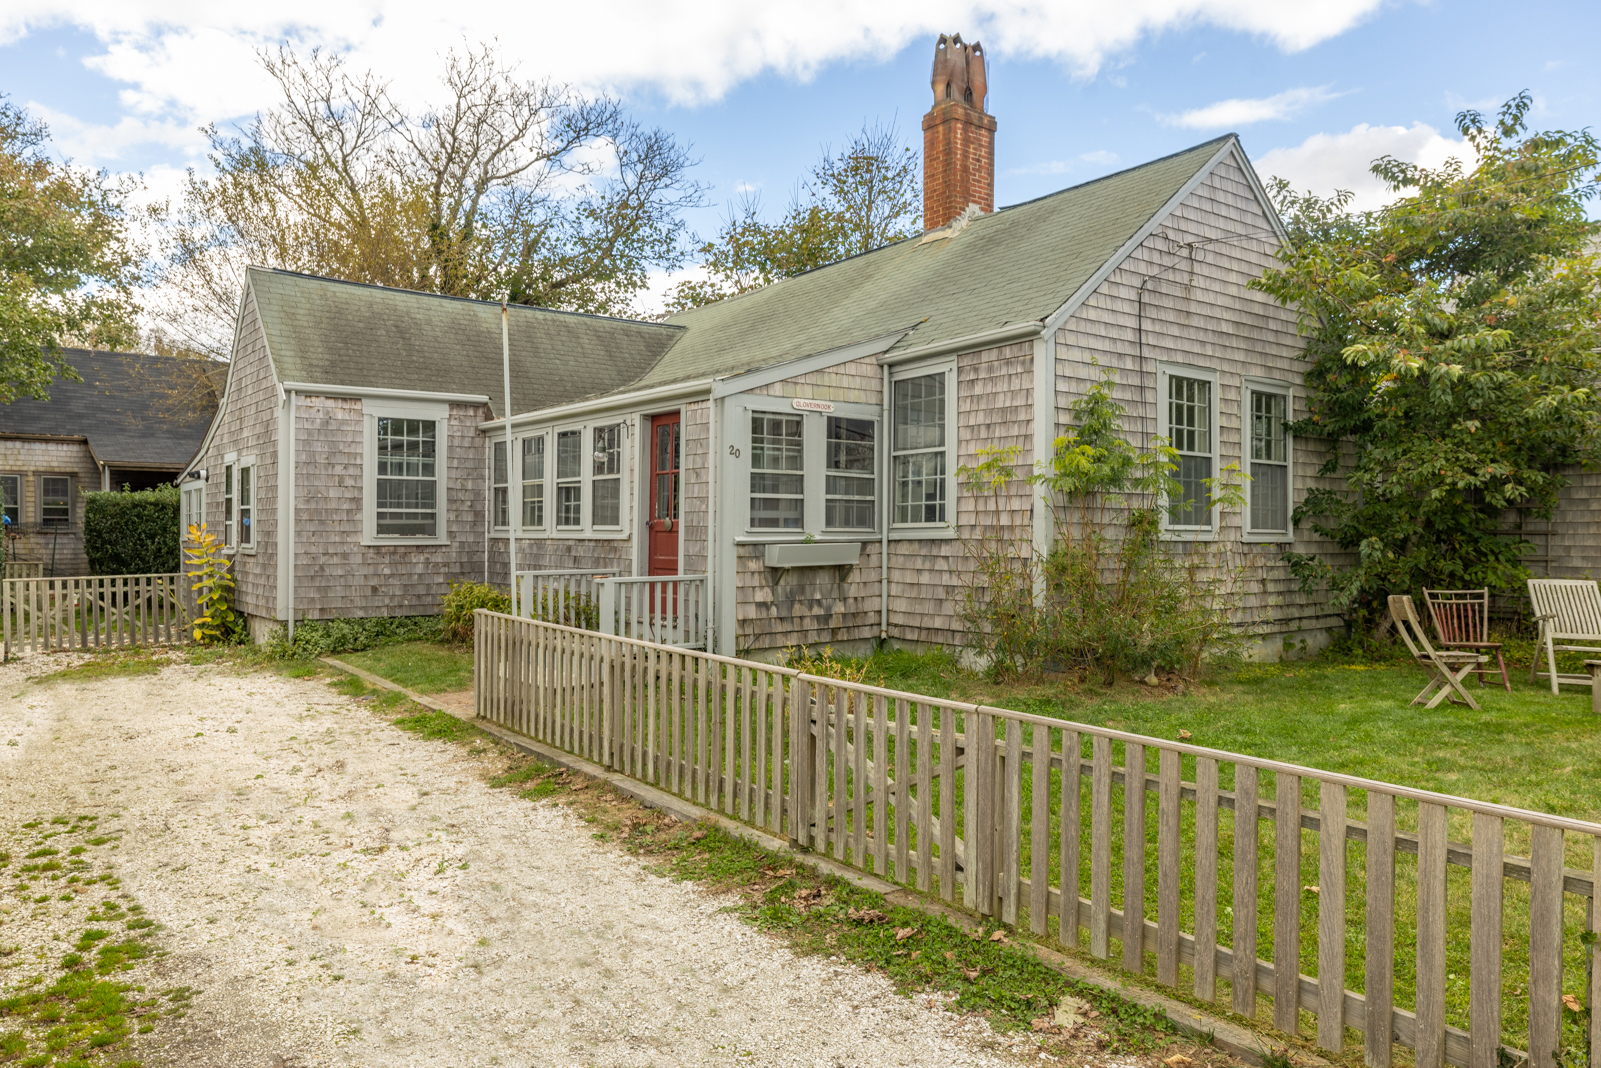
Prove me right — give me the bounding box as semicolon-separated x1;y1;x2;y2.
318;655;1322;1068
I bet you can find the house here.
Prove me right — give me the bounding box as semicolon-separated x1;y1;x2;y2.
185;34;1348;656
2;348;220;576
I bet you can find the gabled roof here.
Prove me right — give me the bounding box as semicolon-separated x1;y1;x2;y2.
246;268;685;416
2;349;220;468
636;135;1241;390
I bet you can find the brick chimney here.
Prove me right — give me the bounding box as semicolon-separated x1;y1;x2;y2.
922;33;996;231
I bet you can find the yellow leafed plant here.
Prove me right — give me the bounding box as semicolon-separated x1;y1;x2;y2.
184;523;239;644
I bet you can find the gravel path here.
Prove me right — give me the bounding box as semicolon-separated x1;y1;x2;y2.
0;655;1021;1067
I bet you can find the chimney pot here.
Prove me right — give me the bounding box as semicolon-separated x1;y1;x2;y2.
922;34;996;231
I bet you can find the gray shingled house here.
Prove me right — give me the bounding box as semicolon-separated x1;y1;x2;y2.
4;349;220;576
186;107;1357;655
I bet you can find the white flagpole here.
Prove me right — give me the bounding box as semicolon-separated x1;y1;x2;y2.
502;300;517;617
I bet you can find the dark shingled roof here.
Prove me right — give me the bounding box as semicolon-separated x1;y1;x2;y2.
3;349;221;468
246;268;685;416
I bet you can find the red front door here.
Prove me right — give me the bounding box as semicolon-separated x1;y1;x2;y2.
648;413;681;575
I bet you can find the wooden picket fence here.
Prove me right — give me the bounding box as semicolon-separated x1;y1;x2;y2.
474;609;1601;1068
2;573;192;658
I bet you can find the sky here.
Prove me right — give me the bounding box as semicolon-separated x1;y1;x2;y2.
2;0;1598;313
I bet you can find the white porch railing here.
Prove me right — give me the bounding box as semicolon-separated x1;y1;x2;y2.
514;569;619;631
597;575;708;648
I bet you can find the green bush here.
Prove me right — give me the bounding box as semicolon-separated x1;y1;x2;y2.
441;581;510;643
83;484;180;575
265;615;441;660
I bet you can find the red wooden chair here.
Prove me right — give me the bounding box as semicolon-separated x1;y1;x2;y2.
1422;588;1510;692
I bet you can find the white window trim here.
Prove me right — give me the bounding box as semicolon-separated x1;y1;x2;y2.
1241;375;1295;544
729;393;883;541
502;419;632;540
491;437;511;532
235;455;258;555
889;359;957;539
37;473;74;529
221;452;237;552
1156;361;1221;541
180;482;205;544
519;431;547;532
362;399;450;547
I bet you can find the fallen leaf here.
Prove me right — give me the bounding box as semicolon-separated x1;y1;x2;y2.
1087;1009;1101;1019
1053;995;1090;1029
944;951;955;960
1563;994;1584;1012
1178;729;1192;740
909;950;921;960
1032;1017;1057;1033
962;968;981;980
846;907;889;924
895;926;917;942
1165;1055;1194;1068
689;828;707;841
989;930;1008;943
1303;884;1320;894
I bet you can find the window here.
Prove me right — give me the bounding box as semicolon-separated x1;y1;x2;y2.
592;423;623;528
825;417;875;529
556;429;583;528
223;463;235;546
238;464;253;547
893;371;950;525
375;417;439;537
750;413;804;529
1247;386;1291;537
180;482;204;541
521;435;545;528
40;476;71;527
0;474;19;528
1164;370;1214;530
492;439;510;530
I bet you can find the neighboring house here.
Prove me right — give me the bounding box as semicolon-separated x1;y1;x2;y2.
2;348;220;576
184;36;1351;657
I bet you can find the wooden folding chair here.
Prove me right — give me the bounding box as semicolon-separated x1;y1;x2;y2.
1422;588;1510;691
1389;595;1489;711
1527;579;1601;695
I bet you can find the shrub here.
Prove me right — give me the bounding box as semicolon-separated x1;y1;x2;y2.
264;615;441;660
440;581;510;643
184;523;243;645
83;484;180;575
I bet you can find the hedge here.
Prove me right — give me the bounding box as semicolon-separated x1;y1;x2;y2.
83;484;181;575
264;615;443;660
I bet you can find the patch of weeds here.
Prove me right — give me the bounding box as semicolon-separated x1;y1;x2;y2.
29;652;165;684
391;711;476;743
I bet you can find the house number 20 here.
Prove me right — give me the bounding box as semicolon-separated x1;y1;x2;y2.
728;445;741;458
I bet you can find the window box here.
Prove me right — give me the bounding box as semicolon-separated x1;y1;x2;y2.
764;541;862;568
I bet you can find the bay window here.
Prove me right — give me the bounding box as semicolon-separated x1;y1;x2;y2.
509;420;629;537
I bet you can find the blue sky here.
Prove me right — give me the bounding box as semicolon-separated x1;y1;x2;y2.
2;0;1597;309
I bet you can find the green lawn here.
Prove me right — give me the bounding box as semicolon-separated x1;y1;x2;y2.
335;641;473;694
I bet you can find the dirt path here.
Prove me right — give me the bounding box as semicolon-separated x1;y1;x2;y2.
0;655;1022;1067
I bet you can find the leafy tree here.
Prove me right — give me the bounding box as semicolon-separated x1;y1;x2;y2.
0;98;144;402
665;122;920;312
153;45;701;354
1255;93;1601;628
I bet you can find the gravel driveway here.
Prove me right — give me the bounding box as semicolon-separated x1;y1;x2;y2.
0;655;1019;1067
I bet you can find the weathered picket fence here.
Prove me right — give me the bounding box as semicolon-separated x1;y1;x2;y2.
2;573;191;658
474;609;1601;1068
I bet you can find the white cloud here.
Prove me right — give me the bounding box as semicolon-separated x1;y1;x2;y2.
26;102;204;165
1254;122;1477;211
1161;85;1345;129
1;1;1387;146
1007;149;1120;176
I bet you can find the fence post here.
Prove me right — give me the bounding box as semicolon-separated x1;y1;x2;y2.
599;579;617;636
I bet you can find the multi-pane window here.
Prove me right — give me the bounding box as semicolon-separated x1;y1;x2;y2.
592;423;624;528
893;373;947;525
492;439;510;529
0;474;19;527
1166;374;1213;528
825;417;875;530
238;465;253;547
375;417;439;537
750;413;804;529
181;483;203;540
223;464;235;546
521;435;545;528
1248;389;1290;535
555;430;583;528
656;420;681;525
40;476;70;527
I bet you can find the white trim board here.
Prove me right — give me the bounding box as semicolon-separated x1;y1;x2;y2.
283;382;491;405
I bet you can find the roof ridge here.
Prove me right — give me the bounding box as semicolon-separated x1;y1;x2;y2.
991;134;1236;215
247;266;683;332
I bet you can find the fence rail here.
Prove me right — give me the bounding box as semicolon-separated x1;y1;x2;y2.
474;609;1601;1068
598;574;708;648
515;569;618;630
3;573;191;658
3;562;44;580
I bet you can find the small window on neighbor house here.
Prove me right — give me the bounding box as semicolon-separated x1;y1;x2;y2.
0;475;19;527
238;465;253;547
1167;374;1213;528
749;413;804;529
1248;389;1290;536
40;476;70;527
492;439;510;530
555;430;583;528
825;417;875;530
521;435;545;528
375;417;439;537
223;463;235;547
592;423;624;528
892;373;947;525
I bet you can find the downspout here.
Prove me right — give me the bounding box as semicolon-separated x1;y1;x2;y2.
1032;330;1055;603
502;301;517;615
880;363;891;643
707;397;718;653
285;390;296;642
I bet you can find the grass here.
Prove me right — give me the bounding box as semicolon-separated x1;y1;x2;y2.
28;652;168;685
335;642;473;695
